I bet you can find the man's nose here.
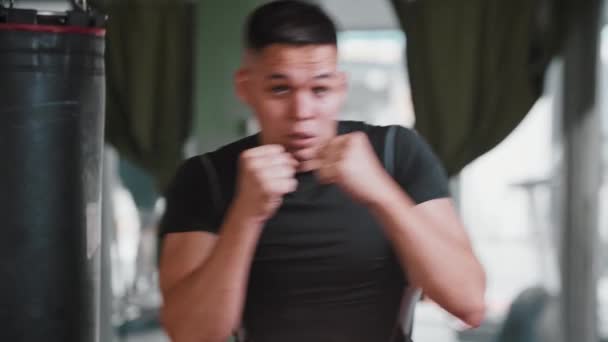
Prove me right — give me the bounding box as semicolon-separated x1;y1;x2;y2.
290;92;315;120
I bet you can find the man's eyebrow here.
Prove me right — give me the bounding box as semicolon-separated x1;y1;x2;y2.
267;73;287;80
265;72;336;80
314;73;336;80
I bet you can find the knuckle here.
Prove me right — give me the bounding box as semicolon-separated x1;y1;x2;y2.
240;149;253;159
239;152;254;167
260;180;274;195
289;179;298;191
280;152;293;162
350;132;366;144
335;163;347;176
352;131;365;139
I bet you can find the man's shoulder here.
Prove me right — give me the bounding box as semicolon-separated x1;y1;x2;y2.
175;134;258;180
208;134;259;161
339;120;418;144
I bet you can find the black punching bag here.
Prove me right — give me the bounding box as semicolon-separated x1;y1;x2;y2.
0;7;106;342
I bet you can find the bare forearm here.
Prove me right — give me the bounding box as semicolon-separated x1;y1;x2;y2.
162;207;263;341
370;187;486;326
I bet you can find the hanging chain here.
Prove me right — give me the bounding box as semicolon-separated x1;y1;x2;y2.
72;0;88;12
0;0;15;9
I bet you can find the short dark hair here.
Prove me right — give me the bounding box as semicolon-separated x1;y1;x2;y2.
244;0;338;52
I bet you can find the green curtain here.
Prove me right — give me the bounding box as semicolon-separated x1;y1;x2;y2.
391;0;564;176
92;0;195;190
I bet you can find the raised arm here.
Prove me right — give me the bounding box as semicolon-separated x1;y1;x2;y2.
159;145;298;342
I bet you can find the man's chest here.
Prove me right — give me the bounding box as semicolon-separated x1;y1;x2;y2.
248;181;403;295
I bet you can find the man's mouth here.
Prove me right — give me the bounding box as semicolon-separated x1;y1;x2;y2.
287;133;316;148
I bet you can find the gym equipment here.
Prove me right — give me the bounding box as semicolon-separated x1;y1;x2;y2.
0;3;106;341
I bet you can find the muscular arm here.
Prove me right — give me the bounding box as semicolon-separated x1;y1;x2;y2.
159;145;296;342
160;204;263;342
315;130;486;327
314;130;485;327
369;185;486;327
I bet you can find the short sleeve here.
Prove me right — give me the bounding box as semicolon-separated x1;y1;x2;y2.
392;126;450;204
158;156;221;237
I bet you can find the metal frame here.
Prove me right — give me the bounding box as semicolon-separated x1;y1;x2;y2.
560;0;603;341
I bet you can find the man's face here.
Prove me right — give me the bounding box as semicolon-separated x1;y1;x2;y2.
236;44;346;164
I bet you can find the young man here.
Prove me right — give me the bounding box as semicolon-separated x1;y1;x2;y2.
158;1;486;341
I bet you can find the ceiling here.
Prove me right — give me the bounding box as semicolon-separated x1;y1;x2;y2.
315;0;400;31
9;0;401;31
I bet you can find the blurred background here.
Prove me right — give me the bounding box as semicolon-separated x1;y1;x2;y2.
1;0;608;342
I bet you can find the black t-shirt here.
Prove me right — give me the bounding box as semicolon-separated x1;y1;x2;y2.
160;121;450;342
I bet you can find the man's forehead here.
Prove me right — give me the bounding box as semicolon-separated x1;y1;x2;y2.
249;44;338;77
265;71;337;81
259;43;337;60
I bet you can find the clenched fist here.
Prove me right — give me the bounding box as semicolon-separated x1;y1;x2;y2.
315;132;395;206
233;145;298;222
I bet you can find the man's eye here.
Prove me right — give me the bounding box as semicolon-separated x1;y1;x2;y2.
271;85;290;95
312;86;329;95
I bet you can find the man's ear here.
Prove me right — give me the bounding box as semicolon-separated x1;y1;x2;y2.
234;68;251;105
